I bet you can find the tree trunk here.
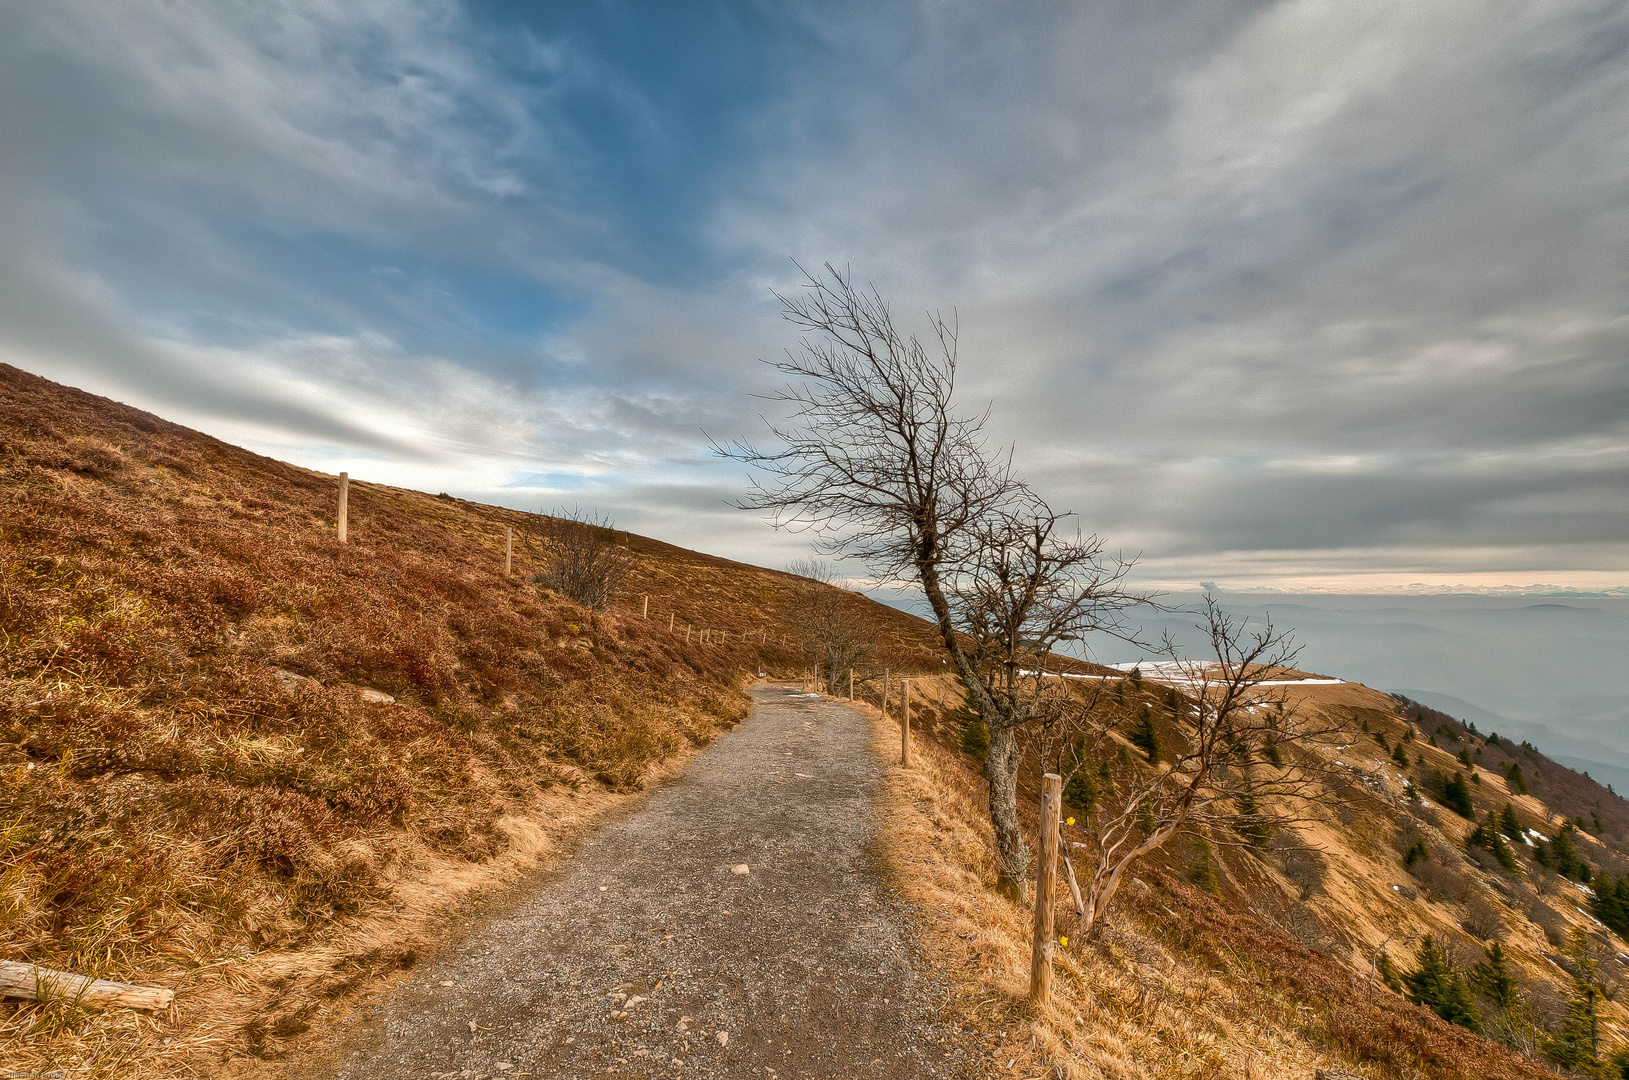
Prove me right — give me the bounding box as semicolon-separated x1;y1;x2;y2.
987;721;1029;902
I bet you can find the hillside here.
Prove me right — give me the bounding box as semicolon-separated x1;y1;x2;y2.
883;671;1629;1078
8;362;1629;1080
0;365;946;1073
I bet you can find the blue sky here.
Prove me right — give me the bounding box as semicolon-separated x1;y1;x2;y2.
3;0;1629;592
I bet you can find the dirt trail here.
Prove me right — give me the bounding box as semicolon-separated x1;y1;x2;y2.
304;684;979;1080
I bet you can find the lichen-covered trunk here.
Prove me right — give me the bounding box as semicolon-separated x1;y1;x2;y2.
986;721;1029;902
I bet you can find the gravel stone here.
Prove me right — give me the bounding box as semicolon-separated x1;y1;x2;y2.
307;685;979;1080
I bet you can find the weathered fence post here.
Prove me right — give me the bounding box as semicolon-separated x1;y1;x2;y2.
901;679;912;767
1030;773;1064;1005
337;472;349;544
504;526;513;575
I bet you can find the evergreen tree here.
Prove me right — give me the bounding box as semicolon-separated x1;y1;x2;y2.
1552;823;1593;883
957;706;990;763
1128;705;1160;763
1376;951;1405;994
1458;747;1474;768
1438;771;1475;818
1591;875;1629;940
1186;835;1221;896
1391;743;1410;769
1404;935;1482;1032
1470;941;1519;1009
1468;811;1519;871
1506;762;1528;794
1233;784;1270;849
1544;929;1604;1071
1499;803;1525;844
1404;839;1429;868
1063;737;1098;814
1375;731;1390;750
1264;738;1284;767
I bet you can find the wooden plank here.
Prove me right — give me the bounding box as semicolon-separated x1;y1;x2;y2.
1030;773;1063;1004
0;960;173;1011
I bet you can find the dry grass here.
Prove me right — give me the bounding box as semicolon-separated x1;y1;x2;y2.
866;679;1569;1080
0;364;951;1075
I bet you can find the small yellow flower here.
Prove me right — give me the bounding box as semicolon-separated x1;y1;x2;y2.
1060;935;1069;946
1066;817;1075;826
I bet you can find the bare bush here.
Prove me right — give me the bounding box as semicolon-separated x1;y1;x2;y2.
1273;834;1330;902
525;507;632;612
1029;598;1349;937
1460;893;1506;941
1411;858;1475;904
784;558;871;694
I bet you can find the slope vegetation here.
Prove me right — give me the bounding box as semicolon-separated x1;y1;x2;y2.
0;365;942;1074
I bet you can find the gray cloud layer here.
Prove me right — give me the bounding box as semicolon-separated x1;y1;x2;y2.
1;1;1626;586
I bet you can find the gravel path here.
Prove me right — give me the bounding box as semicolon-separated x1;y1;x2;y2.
310;684;979;1080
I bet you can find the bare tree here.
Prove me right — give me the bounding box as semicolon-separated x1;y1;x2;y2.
784;558;871;694
522;506;632;612
722;264;1148;900
1030;597;1346;937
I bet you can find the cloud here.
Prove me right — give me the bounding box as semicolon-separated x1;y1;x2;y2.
1;0;1626;587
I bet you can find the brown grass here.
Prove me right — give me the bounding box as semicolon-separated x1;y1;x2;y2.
0;364;950;1075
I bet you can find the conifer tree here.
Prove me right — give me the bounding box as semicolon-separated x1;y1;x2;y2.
1506;762;1528;794
1404;935;1483;1032
1459;747;1474;768
1591;875;1629;939
1438;771;1475;818
1470;941;1519;1009
1404;839;1429;868
1391;743;1410;768
1544;929;1604;1071
1552;823;1592;883
1376;952;1406;994
1128;704;1160;763
1186;835;1221;896
1233;783;1269;849
1468;811;1519;871
1499;803;1524;844
1063;736;1099;814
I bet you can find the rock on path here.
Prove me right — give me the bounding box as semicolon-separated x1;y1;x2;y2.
310;685;978;1080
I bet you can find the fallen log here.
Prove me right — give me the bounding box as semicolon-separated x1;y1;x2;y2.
0;960;173;1010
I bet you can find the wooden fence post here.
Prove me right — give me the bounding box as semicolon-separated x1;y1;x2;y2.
849;668;854;701
901;679;912;767
504;526;513;576
1030;773;1063;1005
337;472;349;544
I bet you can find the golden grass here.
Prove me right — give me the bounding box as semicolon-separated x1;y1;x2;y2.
864;680;1563;1080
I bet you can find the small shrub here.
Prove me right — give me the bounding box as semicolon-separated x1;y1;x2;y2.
1186;835;1221;896
1404;935;1483;1032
